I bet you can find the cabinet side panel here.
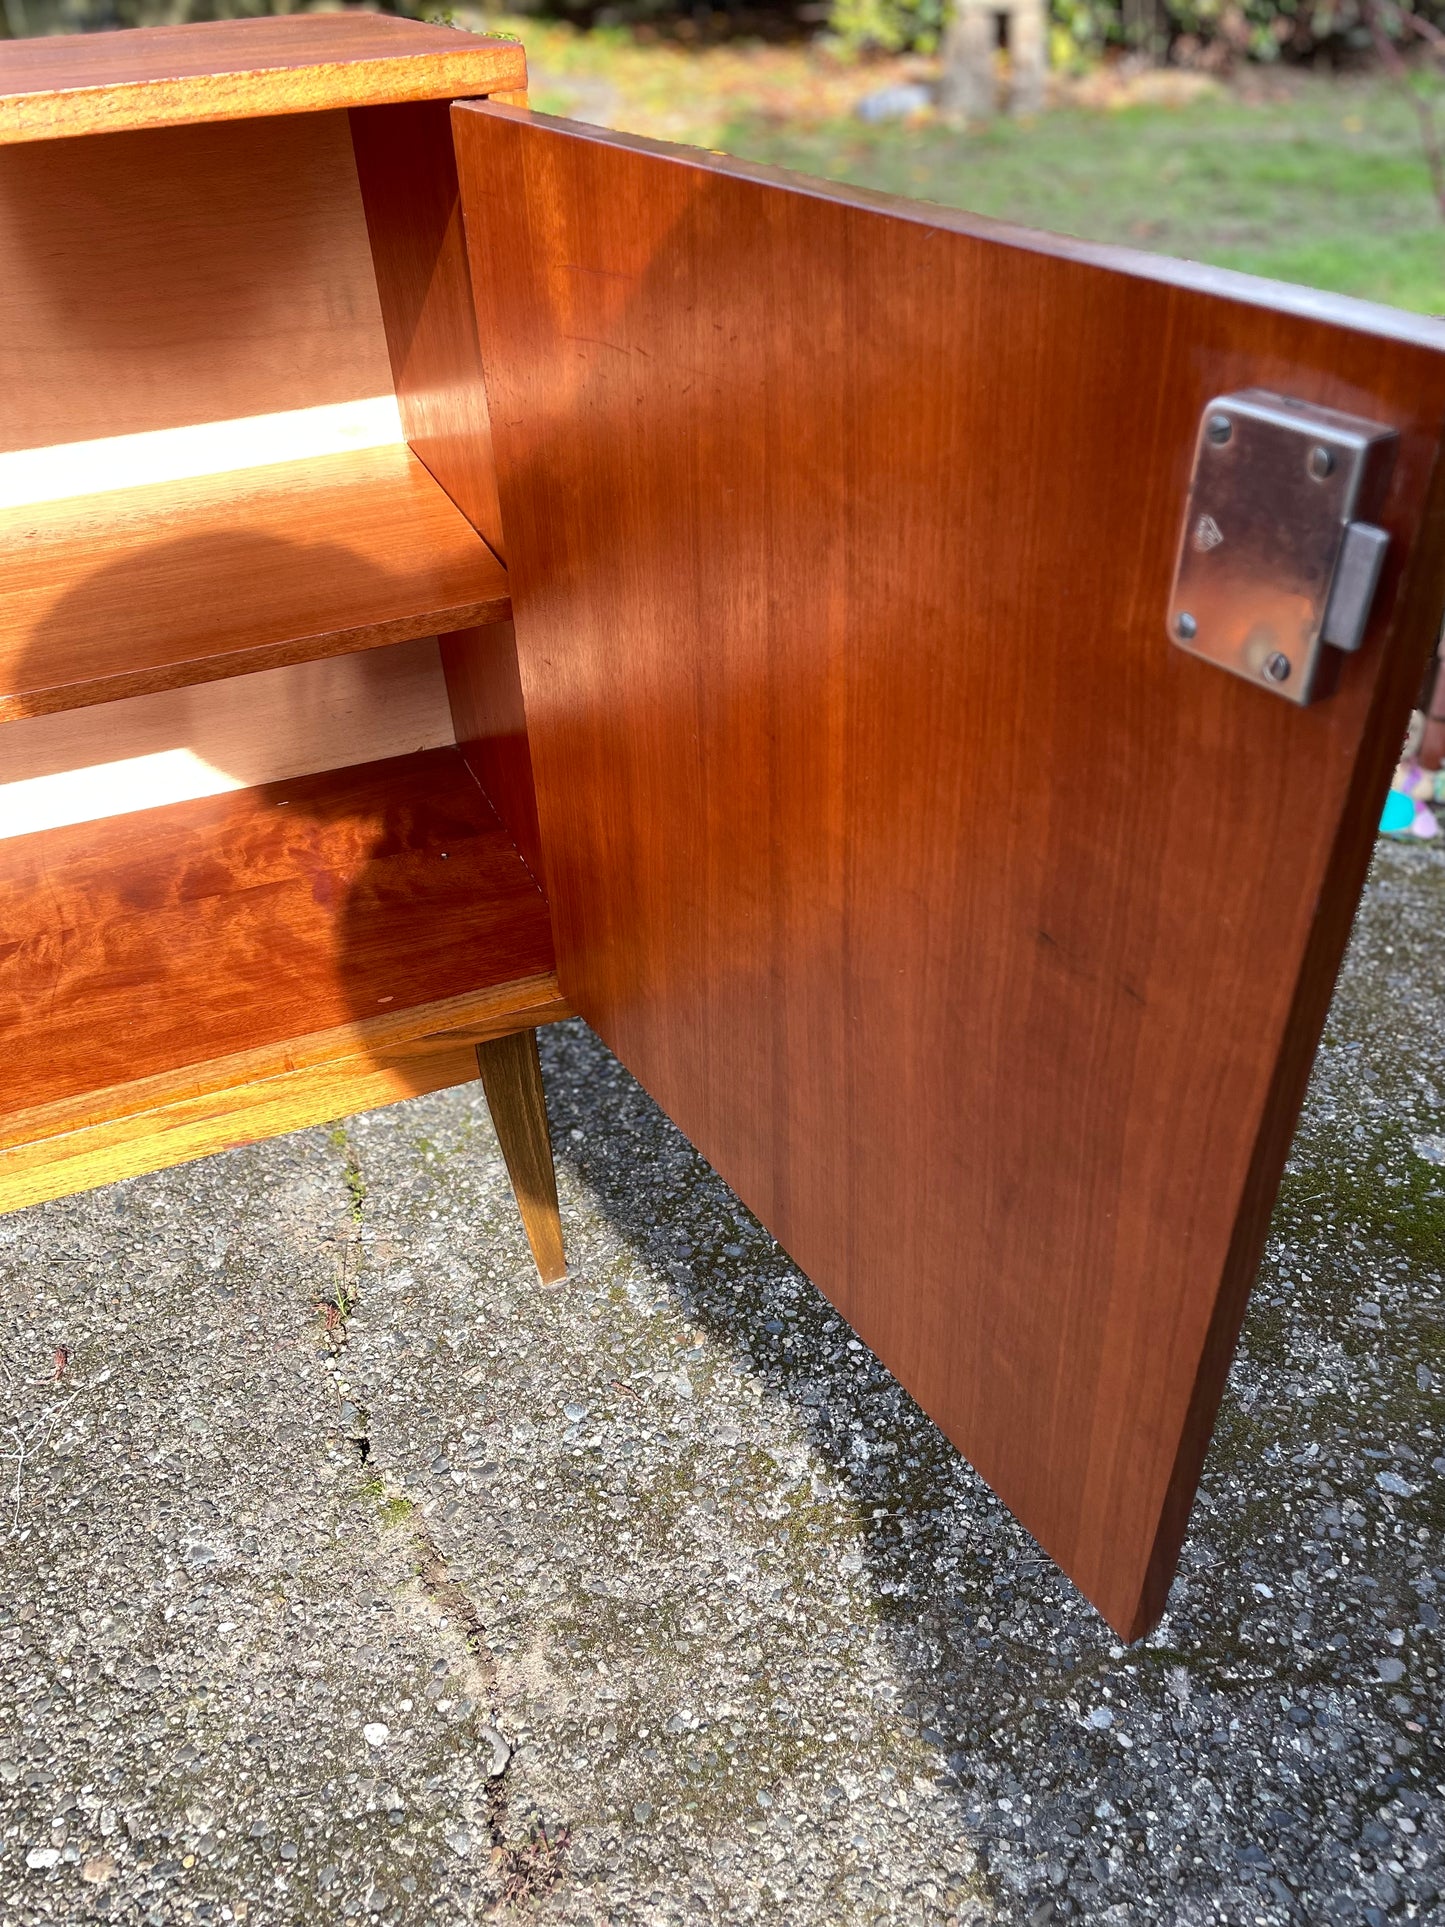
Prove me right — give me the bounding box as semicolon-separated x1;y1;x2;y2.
350;99;505;558
440;623;546;888
0;112;393;453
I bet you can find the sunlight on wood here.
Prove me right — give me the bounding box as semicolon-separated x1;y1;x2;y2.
0;640;457;838
0;396;404;511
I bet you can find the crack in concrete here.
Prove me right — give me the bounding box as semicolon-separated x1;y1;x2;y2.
313;1124;574;1914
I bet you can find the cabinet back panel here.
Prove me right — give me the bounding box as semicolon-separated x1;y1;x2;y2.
0;110;394;454
0;639;457;840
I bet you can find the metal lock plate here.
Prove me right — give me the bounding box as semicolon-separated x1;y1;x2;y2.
1167;390;1397;705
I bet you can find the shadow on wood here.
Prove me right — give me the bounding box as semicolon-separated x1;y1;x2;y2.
0;527;567;1275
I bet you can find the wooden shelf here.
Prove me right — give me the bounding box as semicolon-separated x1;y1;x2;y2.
0;747;567;1147
0;17;526;145
0;444;511;720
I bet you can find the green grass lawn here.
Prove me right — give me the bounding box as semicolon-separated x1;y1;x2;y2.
715;83;1445;314
505;12;1445;317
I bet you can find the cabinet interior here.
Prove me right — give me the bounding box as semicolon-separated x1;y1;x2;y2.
0;93;561;1210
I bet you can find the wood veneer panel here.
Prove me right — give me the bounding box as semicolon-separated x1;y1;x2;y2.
0;112;393;452
0;17;526;145
0;748;558;1120
351;99;505;557
0;977;571;1162
0;1039;485;1215
0;445;510;719
0;640;457;839
456;102;1445;1638
440;624;547;887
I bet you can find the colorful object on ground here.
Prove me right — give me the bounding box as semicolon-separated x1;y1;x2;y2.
1381;760;1443;838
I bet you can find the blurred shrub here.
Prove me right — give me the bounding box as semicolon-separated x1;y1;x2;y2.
0;0;793;33
1;0;1438;76
1;0;343;32
829;0;944;52
829;0;1445;65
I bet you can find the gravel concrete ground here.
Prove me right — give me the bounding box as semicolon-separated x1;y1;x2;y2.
2;840;1443;1927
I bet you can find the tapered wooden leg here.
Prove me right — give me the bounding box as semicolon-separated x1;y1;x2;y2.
476;1028;567;1284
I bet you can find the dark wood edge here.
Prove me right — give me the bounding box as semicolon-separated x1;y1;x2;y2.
454;100;1445;356
1126;437;1445;1643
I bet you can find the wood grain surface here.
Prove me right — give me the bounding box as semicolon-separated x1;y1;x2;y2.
0;111;393;454
351;100;506;557
0;16;526;145
456;102;1445;1638
441;623;547;888
0;975;571;1162
477;1028;567;1283
0;445;509;719
0;639;458;840
0;747;558;1120
0;1037;484;1215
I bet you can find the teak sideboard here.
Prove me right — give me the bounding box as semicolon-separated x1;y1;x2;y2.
3;17;1444;1642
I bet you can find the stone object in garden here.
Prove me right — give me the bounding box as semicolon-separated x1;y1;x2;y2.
938;0;1047;121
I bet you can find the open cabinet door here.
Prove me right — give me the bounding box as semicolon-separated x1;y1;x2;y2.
452;100;1445;1640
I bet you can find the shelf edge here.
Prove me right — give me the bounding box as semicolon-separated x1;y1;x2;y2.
0;1038;480;1212
0;46;528;147
0;973;572;1161
0;594;512;723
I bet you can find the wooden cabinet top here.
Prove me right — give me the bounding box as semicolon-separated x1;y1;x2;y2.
0;15;526;145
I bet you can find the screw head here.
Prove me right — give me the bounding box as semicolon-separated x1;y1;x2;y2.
1175;611;1198;642
1307;445;1336;480
1206;413;1233;446
1264;652;1292;683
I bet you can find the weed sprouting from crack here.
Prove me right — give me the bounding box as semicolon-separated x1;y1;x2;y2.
491;1821;572;1909
316;1127;366;1349
329;1122;367;1219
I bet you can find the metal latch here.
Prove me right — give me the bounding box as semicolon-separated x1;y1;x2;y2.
1167;390;1397;706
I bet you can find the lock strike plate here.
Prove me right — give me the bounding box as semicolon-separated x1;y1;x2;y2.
1167;390;1397;706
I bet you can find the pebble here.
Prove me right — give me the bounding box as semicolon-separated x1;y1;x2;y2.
478;1726;511;1779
